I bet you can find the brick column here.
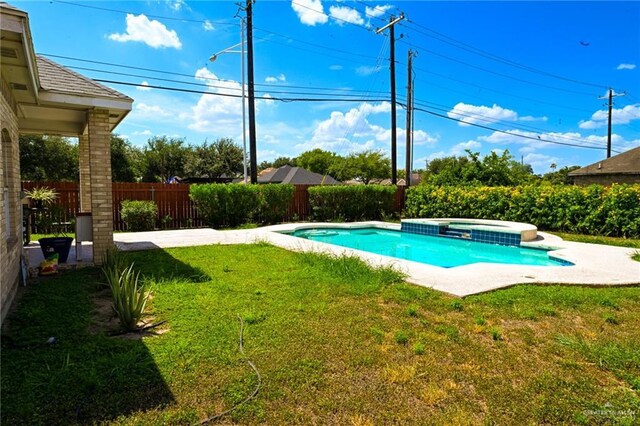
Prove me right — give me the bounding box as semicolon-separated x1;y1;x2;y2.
87;108;113;265
78;133;91;212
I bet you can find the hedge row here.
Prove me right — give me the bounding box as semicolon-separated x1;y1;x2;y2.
309;185;396;221
190;183;294;228
404;184;640;238
121;200;158;232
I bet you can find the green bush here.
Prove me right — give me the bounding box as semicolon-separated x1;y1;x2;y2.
190;183;294;228
404;183;640;238
190;184;257;228
254;184;295;224
308;185;396;221
120;200;158;232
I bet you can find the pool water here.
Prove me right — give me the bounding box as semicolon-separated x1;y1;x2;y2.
289;227;570;268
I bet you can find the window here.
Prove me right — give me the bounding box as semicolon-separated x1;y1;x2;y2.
2;128;13;241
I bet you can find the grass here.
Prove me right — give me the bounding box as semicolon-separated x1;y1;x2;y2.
2;243;640;424
550;231;640;249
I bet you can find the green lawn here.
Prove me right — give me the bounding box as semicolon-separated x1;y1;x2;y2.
2;244;639;425
549;231;640;249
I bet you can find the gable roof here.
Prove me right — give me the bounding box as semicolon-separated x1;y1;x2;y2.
568;146;640;176
36;56;132;101
258;165;340;185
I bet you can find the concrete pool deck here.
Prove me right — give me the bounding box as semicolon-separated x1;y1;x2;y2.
112;222;640;297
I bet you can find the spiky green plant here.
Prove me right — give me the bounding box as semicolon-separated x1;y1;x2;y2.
101;246;128;288
107;264;150;331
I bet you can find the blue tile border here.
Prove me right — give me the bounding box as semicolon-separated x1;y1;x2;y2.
402;222;521;247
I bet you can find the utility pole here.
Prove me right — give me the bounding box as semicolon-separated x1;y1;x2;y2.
599;88;625;159
405;49;414;187
376;14;404;184
246;0;257;183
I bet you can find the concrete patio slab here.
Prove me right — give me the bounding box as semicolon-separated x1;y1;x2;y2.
108;223;639;297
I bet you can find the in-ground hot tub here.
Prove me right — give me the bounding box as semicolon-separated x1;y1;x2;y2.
401;218;538;246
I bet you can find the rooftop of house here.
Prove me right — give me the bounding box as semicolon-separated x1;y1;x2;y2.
36;56;132;101
258;165;340;185
568;146;640;176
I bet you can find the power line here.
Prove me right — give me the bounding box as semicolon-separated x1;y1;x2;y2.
290;0;375;31
42;53;389;94
91;78;390;103
52;0;238;26
399;39;597;97
401;19;608;90
406;103;616;152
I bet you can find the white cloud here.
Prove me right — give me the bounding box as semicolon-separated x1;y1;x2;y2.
617;63;636;70
522;153;560;169
355;65;380;76
135;102;172;118
579;104;640;129
329;64;343;71
447;102;518;126
188;68;244;133
296;102;437;155
519;115;548;122
133;130;153;136
108;14;182;49
291;0;328;26
203;20;214;31
329;5;364;26
136;81;151;91
265;74;286;83
423;140;481;162
168;0;186;11
365;4;393;18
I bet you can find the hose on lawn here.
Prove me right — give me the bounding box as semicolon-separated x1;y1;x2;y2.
200;315;262;424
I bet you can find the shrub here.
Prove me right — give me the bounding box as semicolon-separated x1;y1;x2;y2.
121;200;158;232
308;185;396;221
404;183;640;238
190;183;258;228
254;184;294;224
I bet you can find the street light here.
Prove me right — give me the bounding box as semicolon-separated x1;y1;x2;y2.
209;20;248;183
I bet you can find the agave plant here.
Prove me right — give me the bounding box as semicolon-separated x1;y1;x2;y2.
106;263;150;331
101;246;128;287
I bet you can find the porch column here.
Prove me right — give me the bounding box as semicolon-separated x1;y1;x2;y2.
78;133;91;212
87;108;113;264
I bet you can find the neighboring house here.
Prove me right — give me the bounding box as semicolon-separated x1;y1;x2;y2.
568;146;640;185
257;165;340;185
1;2;132;323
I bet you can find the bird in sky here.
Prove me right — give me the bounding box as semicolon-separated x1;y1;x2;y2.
580;41;590;46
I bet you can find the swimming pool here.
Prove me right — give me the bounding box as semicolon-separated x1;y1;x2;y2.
287;227;570;268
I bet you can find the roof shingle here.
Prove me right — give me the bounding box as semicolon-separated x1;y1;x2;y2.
36;55;132;101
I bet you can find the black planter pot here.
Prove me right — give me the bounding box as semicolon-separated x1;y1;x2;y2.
39;237;73;263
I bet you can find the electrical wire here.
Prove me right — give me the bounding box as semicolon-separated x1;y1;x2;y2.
400;19;608;90
52;0;239;26
406;103;617;152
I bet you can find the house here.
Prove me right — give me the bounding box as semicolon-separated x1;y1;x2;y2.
1;2;132;322
568;146;640;185
257;165;340;185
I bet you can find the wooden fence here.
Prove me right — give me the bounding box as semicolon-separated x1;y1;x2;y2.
22;182;406;231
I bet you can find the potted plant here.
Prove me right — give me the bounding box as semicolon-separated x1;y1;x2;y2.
25;188;73;263
24;186;58;210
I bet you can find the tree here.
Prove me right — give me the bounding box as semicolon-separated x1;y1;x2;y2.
141;136;188;182
335;150;391;184
542;165;580;185
184;138;243;178
423;150;535;186
111;135;142;182
296;149;338;175
272;156;297;168
19;135;79;181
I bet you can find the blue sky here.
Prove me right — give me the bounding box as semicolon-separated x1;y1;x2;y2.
14;0;640;173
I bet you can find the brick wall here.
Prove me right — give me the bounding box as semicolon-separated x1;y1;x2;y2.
87;108;113;264
1;77;23;325
572;174;640;186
